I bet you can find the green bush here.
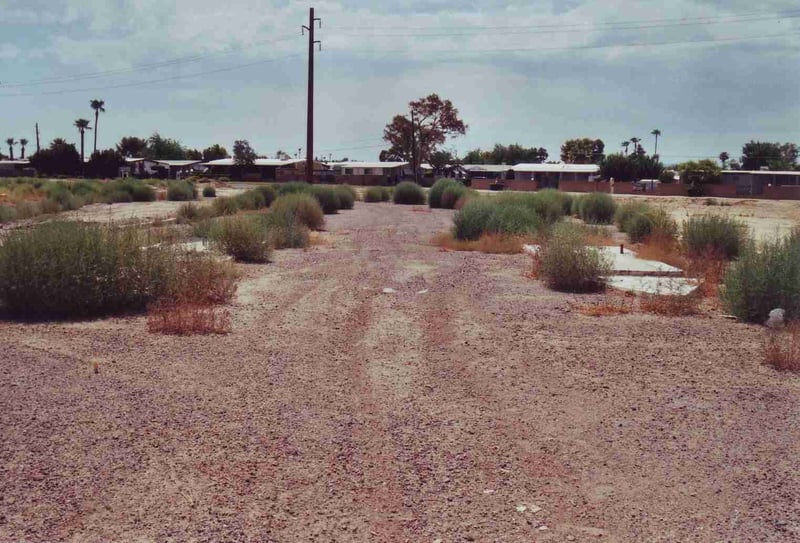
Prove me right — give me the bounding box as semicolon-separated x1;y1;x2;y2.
209;215;271;263
234;190;267;211
277;181;311;196
440;183;467;210
0;205;18;223
495;190;568;225
310;185;341;214
254;185;277;207
167;181;197;201
129;183;156;202
212;196;239;216
393;181;426;205
616;202;677;243
364;186;390;203
722;232;800;323
453;199;498;241
102;179;155;203
0;222;177;318
575;192;616;224
683;215;747;259
487;204;543;236
269;193;325;231
538;223;611;293
176;202;200;223
429;179;462;208
106;190;134;204
203;186;217;198
261;213;311;249
335;185;356;210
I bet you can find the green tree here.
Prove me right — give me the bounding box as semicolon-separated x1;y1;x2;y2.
676;159;721;185
202;144;229;161
116;136;148;158
5;138;16;160
741;141;798;171
73;119;91;168
382;93;467;170
462;144;548;164
560;138;605;164
185;148;203;160
90;99;105;153
621;140;630;155
29;139;81;176
87;149;125;178
233;140;257;166
629;137;642;155
19;138;28;159
651;129;661;157
601;153;664;181
146;133;185;160
719;152;730;168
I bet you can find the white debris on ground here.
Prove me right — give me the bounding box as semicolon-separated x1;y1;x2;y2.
607;275;698;296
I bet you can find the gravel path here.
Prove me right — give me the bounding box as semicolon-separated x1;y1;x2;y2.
2;202;799;542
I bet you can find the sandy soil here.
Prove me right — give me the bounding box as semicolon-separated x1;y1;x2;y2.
2;203;800;542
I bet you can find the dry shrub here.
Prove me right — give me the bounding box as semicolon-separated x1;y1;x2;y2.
764;324;800;372
432;231;526;254
576;295;634;317
640;292;700;316
147;303;231;335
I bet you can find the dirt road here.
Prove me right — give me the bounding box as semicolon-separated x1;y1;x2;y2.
2;202;799;542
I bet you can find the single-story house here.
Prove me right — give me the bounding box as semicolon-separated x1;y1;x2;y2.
204;158;328;182
0;159;33;177
461;164;512;181
329;161;408;185
510;163;600;188
121;158;202;179
721;170;800;195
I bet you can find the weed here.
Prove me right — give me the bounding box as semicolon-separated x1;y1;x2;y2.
167;181;198;201
269;193;325;231
536;222;611;293
393;181;426;205
429;179;463;208
203;186;217;198
364;186;391;202
310;185;342;214
683;215;747;260
335;185;356;210
212;196;239;216
209;215;271;263
574;192;616;224
431;232;526;254
764;324;800;371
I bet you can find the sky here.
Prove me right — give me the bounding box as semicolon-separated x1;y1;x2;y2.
0;0;798;164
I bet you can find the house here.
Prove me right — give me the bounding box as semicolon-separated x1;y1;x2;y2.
329;161;408;185
121;158;202;179
204;158;328;182
510;163;600;189
461;164;512;181
721;170;800;196
0;159;33;177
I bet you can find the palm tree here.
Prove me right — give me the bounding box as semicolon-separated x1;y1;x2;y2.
5;138;16;160
630;137;641;154
651;129;661;157
90;99;105;154
19;138;28;159
719;152;730;169
621;141;630;155
74;119;92;172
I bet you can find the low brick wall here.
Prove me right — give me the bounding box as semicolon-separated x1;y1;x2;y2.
761;185;800;200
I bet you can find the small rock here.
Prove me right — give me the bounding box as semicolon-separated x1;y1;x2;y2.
766;308;785;329
417;289;429;294
483;489;495;494
382;288;396;294
515;504;527;513
538;525;549;531
567;536;576;541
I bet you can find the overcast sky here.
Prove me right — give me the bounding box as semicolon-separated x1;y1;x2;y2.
1;0;798;163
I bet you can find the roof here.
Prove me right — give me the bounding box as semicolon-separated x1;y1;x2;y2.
204;158;307;167
722;169;800;176
462;164;512;173
330;161;408;169
0;160;30;166
153;160;202;167
511;163;600;173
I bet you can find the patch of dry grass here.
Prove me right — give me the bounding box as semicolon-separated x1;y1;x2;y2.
764;324;800;372
576;295;634;317
147;303;232;335
432;232;527;254
640;292;701;316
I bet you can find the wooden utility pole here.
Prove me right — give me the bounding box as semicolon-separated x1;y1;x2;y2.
303;8;321;184
35;123;40;153
410;111;419;185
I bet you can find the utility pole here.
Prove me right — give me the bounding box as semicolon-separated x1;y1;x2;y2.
303;8;321;184
410;111;419;185
35;123;40;153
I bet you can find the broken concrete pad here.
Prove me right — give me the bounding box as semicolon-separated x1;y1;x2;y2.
608;275;698;296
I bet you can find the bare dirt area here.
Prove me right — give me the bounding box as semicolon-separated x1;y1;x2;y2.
2;202;800;542
611;194;800;241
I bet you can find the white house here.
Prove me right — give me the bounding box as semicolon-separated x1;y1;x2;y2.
510;163;600;187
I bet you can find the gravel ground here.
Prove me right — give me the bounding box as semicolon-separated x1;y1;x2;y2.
2;202;799;542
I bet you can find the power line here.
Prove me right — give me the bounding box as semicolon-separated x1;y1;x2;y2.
328;11;800;37
324;8;800;30
0;35;299;88
0;52;304;97
332;29;800;58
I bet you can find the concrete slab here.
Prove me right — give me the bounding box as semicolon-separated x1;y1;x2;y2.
524;244;682;276
607;276;698;296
